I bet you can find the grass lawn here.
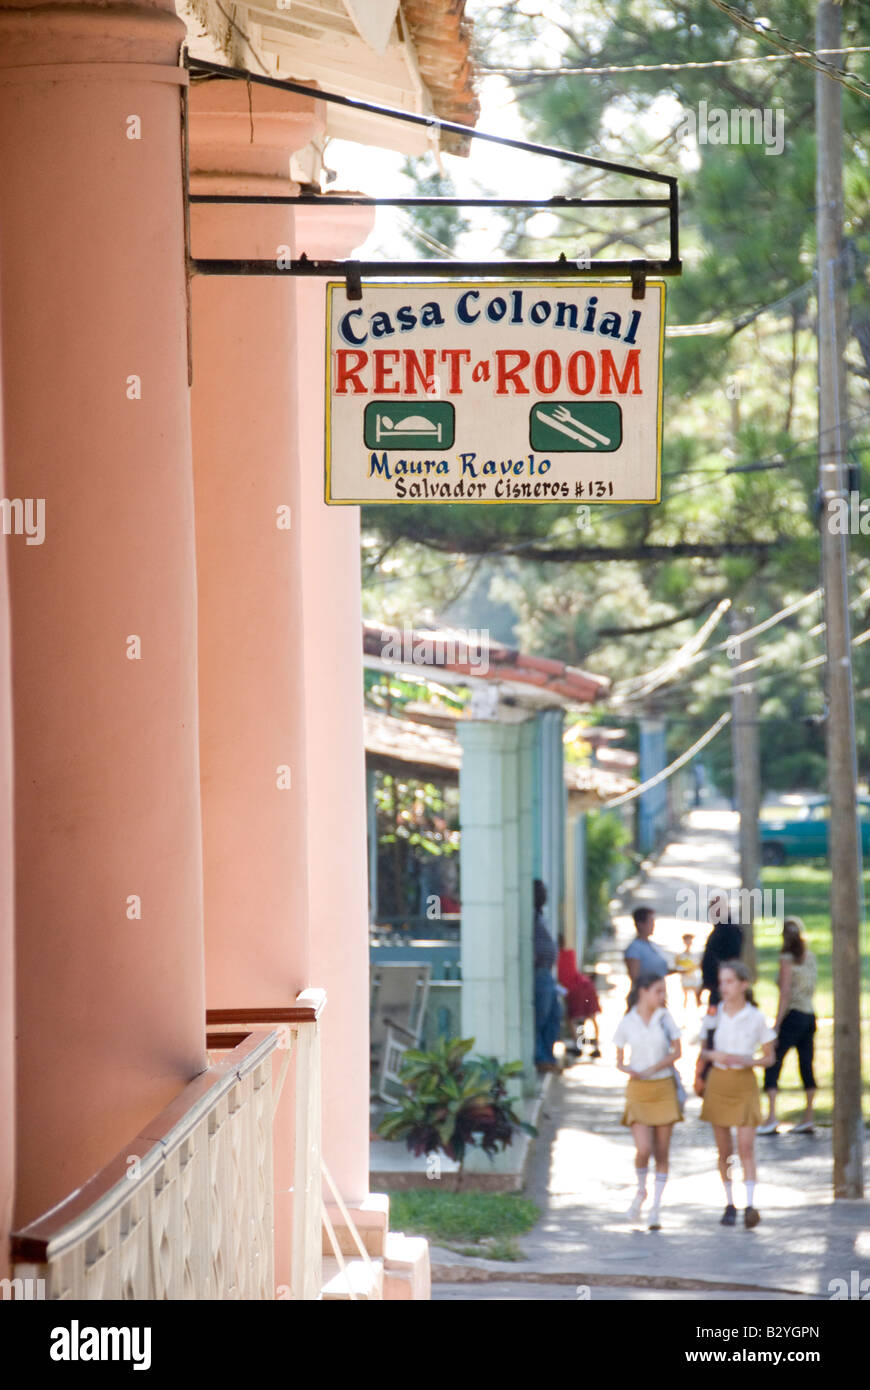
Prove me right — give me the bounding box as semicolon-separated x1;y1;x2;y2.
385;1189;540;1261
756;862;870;1126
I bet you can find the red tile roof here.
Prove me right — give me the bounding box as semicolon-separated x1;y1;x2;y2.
363;621;609;707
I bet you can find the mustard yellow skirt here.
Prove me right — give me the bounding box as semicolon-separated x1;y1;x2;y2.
622;1076;683;1127
701;1066;762;1128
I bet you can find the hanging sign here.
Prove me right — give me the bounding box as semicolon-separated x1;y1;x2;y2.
324;279;665;505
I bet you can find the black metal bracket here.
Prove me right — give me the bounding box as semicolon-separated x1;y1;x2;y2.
345;261;362;302
183;52;681;283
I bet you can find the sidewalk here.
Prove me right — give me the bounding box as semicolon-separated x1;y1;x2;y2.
432;808;870;1300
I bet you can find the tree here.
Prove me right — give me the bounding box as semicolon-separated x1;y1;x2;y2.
361;0;870;789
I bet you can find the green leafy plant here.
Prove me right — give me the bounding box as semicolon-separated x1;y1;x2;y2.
377;1037;536;1184
585;809;630;940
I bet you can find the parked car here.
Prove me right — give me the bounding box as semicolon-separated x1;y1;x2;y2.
760;795;870;864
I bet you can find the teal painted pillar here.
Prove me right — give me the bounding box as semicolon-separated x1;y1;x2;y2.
639;716;667;853
536;709;566;937
366;766;378;924
531;720;543;881
518;720;536;1094
502;725;522;1073
458;720;524;1066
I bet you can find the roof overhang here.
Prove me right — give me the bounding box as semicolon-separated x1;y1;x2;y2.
364;621;610;715
178;0;478;156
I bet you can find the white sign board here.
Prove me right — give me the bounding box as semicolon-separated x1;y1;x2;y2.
324;279;664;504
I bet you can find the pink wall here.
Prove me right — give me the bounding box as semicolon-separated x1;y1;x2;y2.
0;5;207;1225
190;82;374;1232
0;315;14;1280
188;80;327;1288
291;207;373;1203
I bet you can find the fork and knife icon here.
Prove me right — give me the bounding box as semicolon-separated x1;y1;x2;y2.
537;404;611;448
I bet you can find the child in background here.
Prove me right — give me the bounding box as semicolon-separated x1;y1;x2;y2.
558;935;602;1058
614;971;683;1229
675;932;703;1009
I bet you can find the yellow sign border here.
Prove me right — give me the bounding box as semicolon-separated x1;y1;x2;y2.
324;278;665;506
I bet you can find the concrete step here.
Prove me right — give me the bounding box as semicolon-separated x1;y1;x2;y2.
320;1256;384;1300
383;1232;431;1301
321;1192;389;1256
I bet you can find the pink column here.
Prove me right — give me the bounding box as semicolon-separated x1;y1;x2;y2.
0;349;14;1279
188;80;327;1288
0;1;207;1225
291;205;374;1204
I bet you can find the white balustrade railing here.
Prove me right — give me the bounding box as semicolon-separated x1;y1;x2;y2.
204;990;326;1300
11;988;328;1301
12;1027;279;1299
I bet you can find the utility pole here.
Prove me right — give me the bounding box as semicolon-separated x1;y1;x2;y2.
729;611;759;978
816;0;864;1199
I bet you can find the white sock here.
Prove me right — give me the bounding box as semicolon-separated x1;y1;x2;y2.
724;1180;734;1205
635;1166;648;1196
745;1180;756;1207
650;1174;667;1211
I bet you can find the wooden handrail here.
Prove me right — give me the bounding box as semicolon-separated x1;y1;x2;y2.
207;987;327;1027
206;1030;251;1049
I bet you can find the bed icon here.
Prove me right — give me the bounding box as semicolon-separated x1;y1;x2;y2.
364;401;455;450
377;412;442;444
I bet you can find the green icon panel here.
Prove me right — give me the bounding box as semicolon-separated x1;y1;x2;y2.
364;401;455;450
529;401;622;452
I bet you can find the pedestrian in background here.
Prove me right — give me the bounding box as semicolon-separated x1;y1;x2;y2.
759;917;818;1135
699;960;776;1228
558;934;602;1058
533;878;561;1073
675;931;703;1010
614;971;683;1230
625;905;671;983
700;892;743;1006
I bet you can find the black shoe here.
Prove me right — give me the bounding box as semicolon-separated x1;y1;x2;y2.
590;1048;602;1059
744;1206;761;1229
720;1204;737;1226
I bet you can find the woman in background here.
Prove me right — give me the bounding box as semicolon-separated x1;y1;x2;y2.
759;918;818;1135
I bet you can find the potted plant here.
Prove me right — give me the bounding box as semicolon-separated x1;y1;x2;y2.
377;1037;536;1188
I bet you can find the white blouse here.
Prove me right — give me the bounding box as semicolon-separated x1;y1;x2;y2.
613;1006;680;1080
705;1003;776;1069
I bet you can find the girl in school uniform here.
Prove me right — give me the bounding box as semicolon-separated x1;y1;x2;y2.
699;960;776;1228
614;971;683;1229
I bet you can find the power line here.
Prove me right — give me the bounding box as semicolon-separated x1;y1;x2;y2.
480;45;870;79
704;1;870;102
614;599;732;699
604;712;732;807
